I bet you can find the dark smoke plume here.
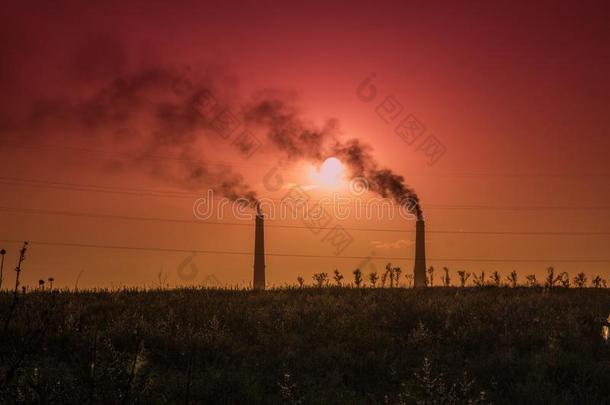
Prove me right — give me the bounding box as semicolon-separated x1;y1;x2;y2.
2;41;420;214
243;93;423;219
1;65;258;205
243;91;339;162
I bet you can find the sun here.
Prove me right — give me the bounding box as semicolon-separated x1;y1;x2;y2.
309;157;346;188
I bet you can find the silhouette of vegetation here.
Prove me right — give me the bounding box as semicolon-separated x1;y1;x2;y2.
393;267;402;287
559;272;570;288
333;269;344;287
1;283;609;403
398;357;488;404
593;275;606;288
574;272;588;288
381;263;400;288
526;274;539;288
312;272;328;288
404;273;414;288
296;265;608;291
506;270;518;288
457;270;470;288
0;249;6;290
545;266;563;288
490;271;501;287
352;268;363;288
427;266;435;287
472;271;486;287
368;271;378;288
1;247;609;403
442;267;451;287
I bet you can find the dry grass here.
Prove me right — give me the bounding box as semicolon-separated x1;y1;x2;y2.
1;287;609;403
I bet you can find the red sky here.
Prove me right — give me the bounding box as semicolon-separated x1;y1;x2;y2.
1;0;609;288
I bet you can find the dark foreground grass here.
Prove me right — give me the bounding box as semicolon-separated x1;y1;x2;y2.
1;287;610;404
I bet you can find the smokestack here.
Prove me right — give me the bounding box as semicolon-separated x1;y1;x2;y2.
413;219;427;287
253;203;266;290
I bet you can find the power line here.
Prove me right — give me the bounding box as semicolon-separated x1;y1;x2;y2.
1;238;609;263
3;141;610;178
0;142;310;176
2;177;610;211
0;177;195;199
2;206;610;236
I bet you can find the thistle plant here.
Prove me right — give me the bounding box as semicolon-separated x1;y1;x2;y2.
404;273;414;288
457;270;470;287
473;271;486;287
0;248;6;290
506;271;518;288
380;272;387;288
333;269;344;286
573;272;587;288
13;242;28;297
2;242;28;335
368;271;378;288
398;357;486;404
559;272;570;288
352;268;363;288
382;263;395;288
526;274;539;288
490;271;501;287
393;267;402;287
545;266;562;288
427;266;435;287
312;272;328;288
442;267;451;287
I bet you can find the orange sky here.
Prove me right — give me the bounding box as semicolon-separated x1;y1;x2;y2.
1;0;609;288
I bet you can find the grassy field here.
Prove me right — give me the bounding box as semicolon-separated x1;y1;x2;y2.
1;287;610;404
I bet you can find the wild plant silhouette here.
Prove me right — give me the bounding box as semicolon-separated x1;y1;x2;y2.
1;248;609;403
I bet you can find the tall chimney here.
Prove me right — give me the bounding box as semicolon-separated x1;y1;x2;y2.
253;203;266;290
413;219;427;287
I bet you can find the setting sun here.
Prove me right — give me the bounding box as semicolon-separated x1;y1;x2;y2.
2;2;609;402
309;157;346;188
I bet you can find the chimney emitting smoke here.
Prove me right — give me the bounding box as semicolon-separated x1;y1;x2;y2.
253;203;266;290
413;219;427;287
